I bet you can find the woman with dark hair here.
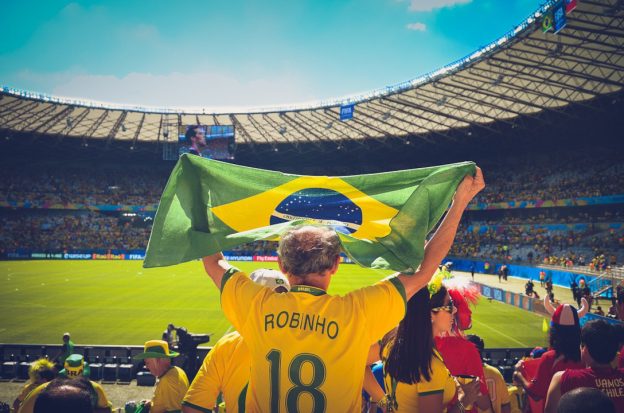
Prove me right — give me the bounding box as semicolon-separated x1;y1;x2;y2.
513;297;587;404
367;282;478;412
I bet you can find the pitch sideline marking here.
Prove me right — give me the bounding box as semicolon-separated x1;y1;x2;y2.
471;319;530;347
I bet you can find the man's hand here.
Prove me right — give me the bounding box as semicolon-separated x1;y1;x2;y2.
397;166;485;299
202;253;232;289
454;167;485;207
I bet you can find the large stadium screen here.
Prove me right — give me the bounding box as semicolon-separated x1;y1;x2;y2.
178;125;235;160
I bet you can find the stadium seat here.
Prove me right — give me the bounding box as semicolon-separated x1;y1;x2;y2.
1;346;22;362
103;363;118;382
24;346;45;362
17;361;31;380
1;361;18;379
118;362;133;383
89;362;103;381
86;348;107;364
136;371;156;386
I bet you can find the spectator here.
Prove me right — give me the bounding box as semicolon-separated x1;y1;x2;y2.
52;332;73;369
13;358;56;412
133;340;189;413
435;278;491;411
466;334;511;413
555;387;615;413
513;297;587;402
18;354;112;413
182;269;290;413
162;323;177;350
33;377;94;413
199;169;484;411
544;320;624;412
375;286;480;412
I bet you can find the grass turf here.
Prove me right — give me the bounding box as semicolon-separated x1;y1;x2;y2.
0;260;548;348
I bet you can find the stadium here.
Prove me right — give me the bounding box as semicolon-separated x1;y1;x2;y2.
0;0;623;412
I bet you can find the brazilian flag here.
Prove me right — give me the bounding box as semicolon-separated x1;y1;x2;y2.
144;154;475;273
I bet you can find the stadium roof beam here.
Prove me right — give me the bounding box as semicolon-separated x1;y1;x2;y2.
30;106;74;137
363;100;433;139
0;100;40;124
555;26;623;51
380;95;461;135
291;111;338;145
321;108;372;142
385;93;492;133
430;79;525;121
446;72;566;114
306;109;368;145
403;87;507;126
501;48;624;90
372;99;449;142
487;55;621;96
18;103;60;132
521;38;624;69
132;112;146;147
84;109;111;139
353;105;412;139
457;70;576;113
228;114;254;147
60;108;91;137
246;114;276;145
326;106;397;147
516;41;624;74
399;91;485;130
280;112;326;148
0;97;30;116
106;110;128;146
4;102;56;131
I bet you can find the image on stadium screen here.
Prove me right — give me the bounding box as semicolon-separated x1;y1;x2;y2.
178;124;235;160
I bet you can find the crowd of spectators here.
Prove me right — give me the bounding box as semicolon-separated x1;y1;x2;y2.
449;220;623;266
0;213;150;251
473;153;623;204
0;164;168;207
0;149;623;209
0;153;622;264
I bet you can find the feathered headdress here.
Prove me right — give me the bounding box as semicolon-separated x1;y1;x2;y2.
443;276;480;335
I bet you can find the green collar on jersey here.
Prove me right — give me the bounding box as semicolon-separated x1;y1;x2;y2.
290;285;327;296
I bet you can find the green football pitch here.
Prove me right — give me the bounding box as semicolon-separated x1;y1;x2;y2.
0;260;548;348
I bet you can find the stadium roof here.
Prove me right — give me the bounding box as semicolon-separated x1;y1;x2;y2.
0;0;622;148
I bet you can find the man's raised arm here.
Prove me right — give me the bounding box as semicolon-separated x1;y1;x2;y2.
202;252;233;289
398;167;485;299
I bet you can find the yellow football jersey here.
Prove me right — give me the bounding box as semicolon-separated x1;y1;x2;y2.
220;269;406;412
183;331;250;413
152;365;189;413
479;363;511;413
382;347;456;412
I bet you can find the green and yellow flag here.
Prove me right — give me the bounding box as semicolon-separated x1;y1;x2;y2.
143;154;475;272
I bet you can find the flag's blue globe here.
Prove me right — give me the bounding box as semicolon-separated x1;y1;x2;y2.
270;188;363;234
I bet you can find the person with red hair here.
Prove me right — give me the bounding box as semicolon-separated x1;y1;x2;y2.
434;276;492;411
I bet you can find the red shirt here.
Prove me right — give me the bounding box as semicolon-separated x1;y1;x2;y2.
526;349;584;399
435;335;489;395
561;366;624;412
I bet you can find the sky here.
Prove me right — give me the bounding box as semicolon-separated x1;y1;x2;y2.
0;0;542;111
